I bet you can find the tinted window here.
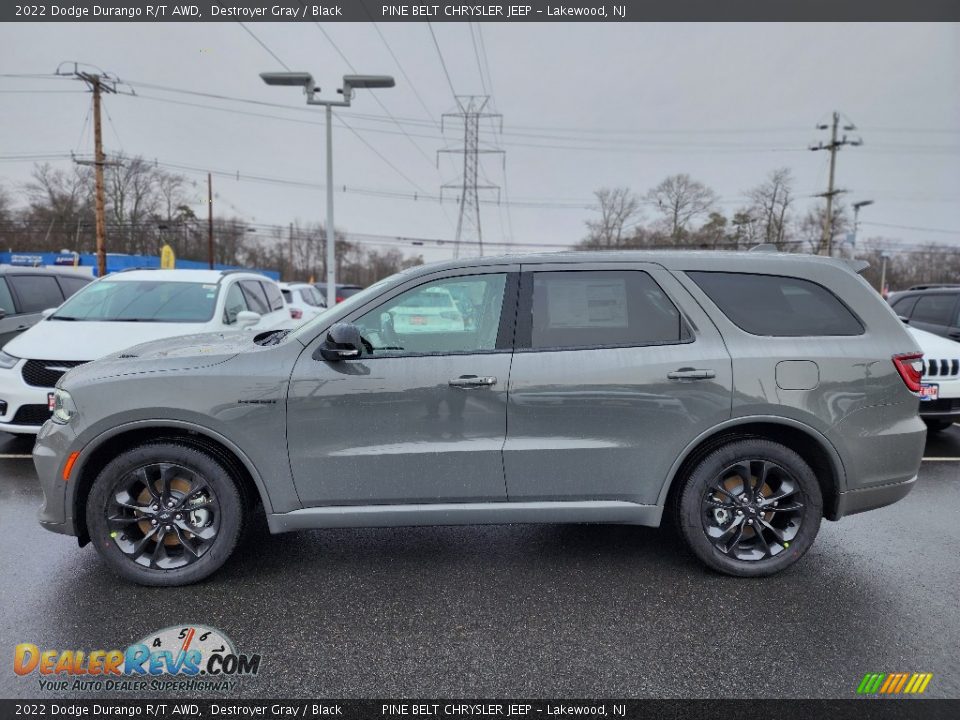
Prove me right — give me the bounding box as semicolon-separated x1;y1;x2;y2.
8;275;65;313
911;294;956;326
526;270;684;350
0;279;15;316
239;280;270;314
891;295;918;318
688;271;863;337
223;283;248;325
53;280;218;322
354;274;507;357
281;289;293;303
262;281;284;312
57;275;91;298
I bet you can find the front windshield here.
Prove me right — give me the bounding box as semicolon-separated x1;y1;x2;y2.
291;269;415;341
51;279;219;323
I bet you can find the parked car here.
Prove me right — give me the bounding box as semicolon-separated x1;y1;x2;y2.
387;285;465;334
315;282;364;304
888;286;960;341
279;282;326;323
34;250;926;586
906;325;960;432
0;268;290;435
0;266;92;348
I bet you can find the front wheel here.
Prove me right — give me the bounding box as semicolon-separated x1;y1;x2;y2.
86;442;243;586
675;439;823;577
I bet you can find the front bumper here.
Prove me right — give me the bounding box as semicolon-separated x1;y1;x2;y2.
33;418;80;538
833;474;917;519
0;360;56;435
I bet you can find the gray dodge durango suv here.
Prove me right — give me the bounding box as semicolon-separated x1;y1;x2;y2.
33;251;927;586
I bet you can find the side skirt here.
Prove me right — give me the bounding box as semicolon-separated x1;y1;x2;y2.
267;500;663;533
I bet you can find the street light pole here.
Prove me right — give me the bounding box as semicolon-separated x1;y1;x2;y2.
260;71;395;308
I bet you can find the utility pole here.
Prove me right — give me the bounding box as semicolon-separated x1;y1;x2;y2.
60;64;127;276
810;111;862;257
207;172;214;269
439;96;503;258
288;223;294;280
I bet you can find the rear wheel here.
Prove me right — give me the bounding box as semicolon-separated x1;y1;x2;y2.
675;439;822;577
86;442;243;586
923;418;954;433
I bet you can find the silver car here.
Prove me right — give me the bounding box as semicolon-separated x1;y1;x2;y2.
33;251;927;586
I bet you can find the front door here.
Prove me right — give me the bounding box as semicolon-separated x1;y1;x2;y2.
287;269;518;506
503;263;733;505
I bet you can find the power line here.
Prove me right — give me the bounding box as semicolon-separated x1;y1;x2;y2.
427;23;458;100
238;23;291;71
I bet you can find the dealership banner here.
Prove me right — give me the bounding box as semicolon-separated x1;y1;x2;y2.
3;0;958;22
2;700;960;719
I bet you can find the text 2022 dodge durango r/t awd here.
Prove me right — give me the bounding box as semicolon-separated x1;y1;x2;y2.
33;251;927;585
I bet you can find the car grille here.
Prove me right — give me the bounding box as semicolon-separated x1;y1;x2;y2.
923;358;960;378
21;359;86;388
11;404;52;426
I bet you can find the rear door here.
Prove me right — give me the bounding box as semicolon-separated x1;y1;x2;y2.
0;278;21;347
3;274;66;346
503;262;733;505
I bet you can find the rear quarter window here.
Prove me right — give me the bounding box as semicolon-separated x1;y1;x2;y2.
261;281;285;312
687;271;864;337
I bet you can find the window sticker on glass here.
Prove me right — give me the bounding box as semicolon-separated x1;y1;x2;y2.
546;278;628;328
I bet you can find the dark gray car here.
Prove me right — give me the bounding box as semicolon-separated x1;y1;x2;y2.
0;266;91;347
33;251;927;586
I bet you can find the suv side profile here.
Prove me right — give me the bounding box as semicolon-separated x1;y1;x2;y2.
33;251;926;586
0;266;91;347
888;286;960;341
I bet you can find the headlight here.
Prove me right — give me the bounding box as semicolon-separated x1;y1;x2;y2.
0;351;19;369
52;388;78;424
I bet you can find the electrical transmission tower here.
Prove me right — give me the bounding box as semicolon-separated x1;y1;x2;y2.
809;111;862;257
439;96;503;257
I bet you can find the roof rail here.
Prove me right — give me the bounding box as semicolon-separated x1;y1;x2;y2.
906;283;960;291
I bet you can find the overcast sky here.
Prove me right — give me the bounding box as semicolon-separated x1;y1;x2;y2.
1;22;958;262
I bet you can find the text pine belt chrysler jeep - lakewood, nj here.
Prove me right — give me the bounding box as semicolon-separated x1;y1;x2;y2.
33;250;926;586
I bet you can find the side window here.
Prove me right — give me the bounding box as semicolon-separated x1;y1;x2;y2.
8;274;65;313
890;295;918;318
239;280;270;315
354;274;508;357
688;271;864;337
911;294;956;326
525;270;684;350
57;276;91;298
222;283;248;325
261;281;284;312
0;279;15;316
281;289;293;304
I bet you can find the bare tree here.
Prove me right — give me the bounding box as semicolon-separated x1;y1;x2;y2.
583;187;643;248
645;173;718;240
798;202;850;255
747;168;794;248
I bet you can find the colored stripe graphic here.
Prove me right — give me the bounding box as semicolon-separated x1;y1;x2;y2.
858;672;932;695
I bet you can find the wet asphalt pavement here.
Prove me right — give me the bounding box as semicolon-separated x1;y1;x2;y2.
0;428;958;700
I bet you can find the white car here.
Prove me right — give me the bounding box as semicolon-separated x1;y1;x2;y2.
279;282;327;324
390;286;465;334
0;268;291;435
907;325;960;433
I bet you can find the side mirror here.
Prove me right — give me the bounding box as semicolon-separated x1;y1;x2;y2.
41;308;56;319
318;322;363;362
236;310;261;328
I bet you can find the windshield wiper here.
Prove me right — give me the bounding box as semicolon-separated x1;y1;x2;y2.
256;329;291;346
47;316;79;321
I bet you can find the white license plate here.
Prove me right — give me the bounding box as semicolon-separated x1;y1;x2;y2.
47;392;56;412
919;383;939;401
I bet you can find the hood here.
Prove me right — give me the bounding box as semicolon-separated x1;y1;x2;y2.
907;326;960;360
4;319;233;362
56;330;267;386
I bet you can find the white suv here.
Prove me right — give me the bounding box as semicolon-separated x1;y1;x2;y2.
0;268;291;434
907;325;960;432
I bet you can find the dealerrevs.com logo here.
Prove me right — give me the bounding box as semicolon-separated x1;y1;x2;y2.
14;624;262;693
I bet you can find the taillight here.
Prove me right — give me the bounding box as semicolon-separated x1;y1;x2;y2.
892;352;924;393
290;308;303;320
336;296;344;303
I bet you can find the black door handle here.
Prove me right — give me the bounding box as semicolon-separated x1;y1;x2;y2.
667;368;717;380
449;375;497;389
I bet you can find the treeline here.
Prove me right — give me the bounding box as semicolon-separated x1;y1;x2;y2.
579;169;959;291
0;156;422;285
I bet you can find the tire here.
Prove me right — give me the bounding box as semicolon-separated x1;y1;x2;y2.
674;439;823;577
86;442;244;586
923;418;954;433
